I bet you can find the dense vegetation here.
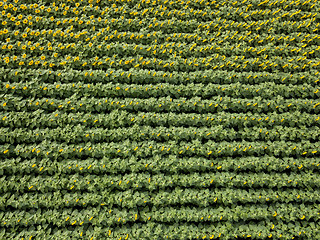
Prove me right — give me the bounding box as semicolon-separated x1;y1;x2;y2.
0;0;320;239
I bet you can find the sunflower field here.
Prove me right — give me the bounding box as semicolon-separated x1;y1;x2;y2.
0;0;320;239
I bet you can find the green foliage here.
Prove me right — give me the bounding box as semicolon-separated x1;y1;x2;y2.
1;0;320;239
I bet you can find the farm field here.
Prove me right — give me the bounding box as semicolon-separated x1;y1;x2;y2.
0;0;320;239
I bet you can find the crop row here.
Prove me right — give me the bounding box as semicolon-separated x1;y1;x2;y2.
2;28;319;54
2;187;320;210
3;0;318;16
1;171;320;193
1;203;320;228
5;0;318;11
2;3;318;33
2;95;320;114
1;155;319;176
2;82;319;99
1;111;319;129
1;125;319;144
1;221;319;240
3;31;319;60
2;68;319;85
1;139;319;160
2;52;319;73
